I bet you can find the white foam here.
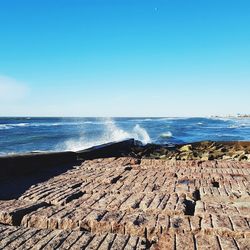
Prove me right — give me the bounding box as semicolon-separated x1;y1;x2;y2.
0;123;29;129
15;123;28;127
59;118;151;151
0;124;11;130
229;125;238;128
29;121;100;127
160;131;173;138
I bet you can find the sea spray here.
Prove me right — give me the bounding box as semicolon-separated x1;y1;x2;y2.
61;118;151;151
133;124;151;144
103;118;130;142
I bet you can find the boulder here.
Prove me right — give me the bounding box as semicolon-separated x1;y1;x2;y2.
179;145;192;152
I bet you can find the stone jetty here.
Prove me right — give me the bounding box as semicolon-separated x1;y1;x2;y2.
0;154;249;249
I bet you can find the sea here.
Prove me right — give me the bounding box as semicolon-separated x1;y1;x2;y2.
0;117;250;155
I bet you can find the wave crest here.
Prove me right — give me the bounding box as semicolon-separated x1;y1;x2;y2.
0;123;29;130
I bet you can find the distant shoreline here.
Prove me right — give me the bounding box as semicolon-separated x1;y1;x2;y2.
211;114;250;118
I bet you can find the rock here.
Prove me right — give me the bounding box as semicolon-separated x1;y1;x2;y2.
0;200;47;226
218;147;227;153
179;145;192;152
201;152;209;161
159;155;167;159
222;155;231;160
128;141;250;161
211;151;224;159
208;154;215;160
238;154;248;161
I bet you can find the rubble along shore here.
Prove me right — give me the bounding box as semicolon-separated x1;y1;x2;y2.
129;140;250;161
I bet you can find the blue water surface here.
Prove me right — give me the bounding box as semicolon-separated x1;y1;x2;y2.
0;117;250;155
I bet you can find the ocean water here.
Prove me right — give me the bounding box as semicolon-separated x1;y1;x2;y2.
0;117;250;155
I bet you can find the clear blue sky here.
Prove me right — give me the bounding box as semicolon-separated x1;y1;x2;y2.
0;0;249;117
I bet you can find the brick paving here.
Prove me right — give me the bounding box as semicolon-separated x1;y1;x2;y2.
0;157;249;249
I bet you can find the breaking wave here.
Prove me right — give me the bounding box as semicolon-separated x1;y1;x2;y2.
0;123;29;130
0;124;11;130
60;118;151;151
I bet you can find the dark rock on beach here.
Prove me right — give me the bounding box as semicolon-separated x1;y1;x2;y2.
128;141;250;162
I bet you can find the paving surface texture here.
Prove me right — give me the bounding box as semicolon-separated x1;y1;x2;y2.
0;157;249;249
